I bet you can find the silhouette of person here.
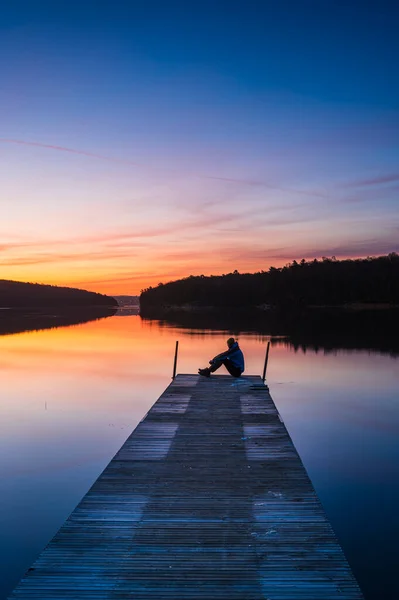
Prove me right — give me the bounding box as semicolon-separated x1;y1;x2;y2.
198;337;244;378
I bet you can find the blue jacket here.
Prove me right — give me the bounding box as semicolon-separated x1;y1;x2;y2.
215;342;245;373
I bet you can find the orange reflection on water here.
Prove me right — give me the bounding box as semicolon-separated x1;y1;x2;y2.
1;314;399;600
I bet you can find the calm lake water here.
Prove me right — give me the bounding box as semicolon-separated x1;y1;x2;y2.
0;312;398;599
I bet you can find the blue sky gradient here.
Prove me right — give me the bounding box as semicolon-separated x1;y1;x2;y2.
1;0;398;292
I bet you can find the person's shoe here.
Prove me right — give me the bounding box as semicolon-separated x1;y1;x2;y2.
198;368;211;377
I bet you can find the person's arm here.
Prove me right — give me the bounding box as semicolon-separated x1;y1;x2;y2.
210;352;225;363
210;346;235;363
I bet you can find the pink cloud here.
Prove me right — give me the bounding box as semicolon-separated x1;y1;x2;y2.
342;173;399;188
0;138;141;167
268;239;399;261
0;137;329;198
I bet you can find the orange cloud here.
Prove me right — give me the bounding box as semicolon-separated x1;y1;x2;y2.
3;134;397;295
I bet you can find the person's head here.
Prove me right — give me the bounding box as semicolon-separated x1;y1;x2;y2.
227;337;235;348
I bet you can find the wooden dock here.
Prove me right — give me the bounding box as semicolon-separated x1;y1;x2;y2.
9;374;364;599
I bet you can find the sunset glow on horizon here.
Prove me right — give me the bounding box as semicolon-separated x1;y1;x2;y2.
2;1;398;295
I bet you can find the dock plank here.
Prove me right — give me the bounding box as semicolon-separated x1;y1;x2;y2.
9;374;364;599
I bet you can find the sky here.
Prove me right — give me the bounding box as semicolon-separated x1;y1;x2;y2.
1;0;399;294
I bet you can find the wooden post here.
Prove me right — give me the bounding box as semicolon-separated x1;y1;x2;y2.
262;341;270;382
172;340;179;379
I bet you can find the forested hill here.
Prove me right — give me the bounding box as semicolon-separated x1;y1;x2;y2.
140;254;399;311
0;280;117;308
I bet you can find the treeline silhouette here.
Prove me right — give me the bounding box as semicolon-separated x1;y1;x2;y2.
0;280;117;308
140;254;399;311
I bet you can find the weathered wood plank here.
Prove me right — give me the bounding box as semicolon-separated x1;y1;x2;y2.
9;374;364;599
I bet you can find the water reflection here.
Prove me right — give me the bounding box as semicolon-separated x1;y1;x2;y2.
142;307;399;356
0;306;117;336
0;314;398;599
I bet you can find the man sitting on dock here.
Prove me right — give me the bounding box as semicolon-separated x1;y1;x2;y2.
198;337;244;378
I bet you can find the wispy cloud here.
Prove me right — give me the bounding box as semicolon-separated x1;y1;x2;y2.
342;173;399;188
0;248;141;267
73;269;193;287
1;210;250;257
0;137;330;198
269;238;399;261
0;138;141;167
0;138;271;187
